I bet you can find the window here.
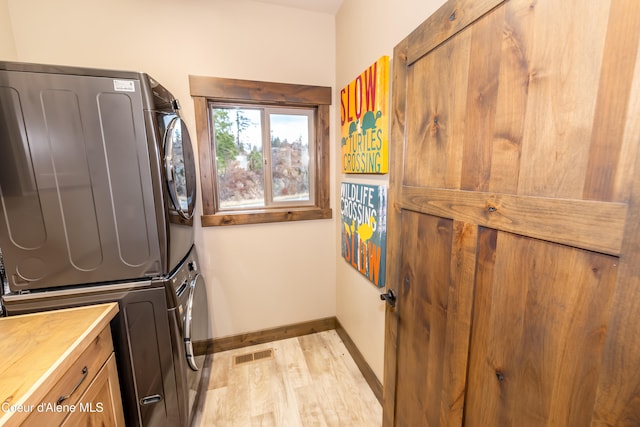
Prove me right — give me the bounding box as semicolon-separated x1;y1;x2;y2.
212;105;314;210
190;76;332;226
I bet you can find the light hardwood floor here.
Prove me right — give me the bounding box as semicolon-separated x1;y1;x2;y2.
196;330;382;426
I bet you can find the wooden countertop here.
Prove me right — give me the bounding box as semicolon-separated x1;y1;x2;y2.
0;303;119;426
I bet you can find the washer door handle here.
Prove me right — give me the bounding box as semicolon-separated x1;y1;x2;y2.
184;274;199;371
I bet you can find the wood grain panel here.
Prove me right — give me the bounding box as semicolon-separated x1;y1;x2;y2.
516;0;612;198
583;0;640;202
487;0;535;194
405;29;470;188
407;0;503;64
394;212;452;427
612;36;640;204
462;228;499;427
591;34;640;420
465;230;618;426
439;221;477;426
460;5;504;191
399;186;626;255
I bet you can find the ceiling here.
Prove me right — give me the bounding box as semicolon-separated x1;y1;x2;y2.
251;0;344;15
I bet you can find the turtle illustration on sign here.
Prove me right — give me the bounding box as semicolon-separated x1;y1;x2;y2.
349;119;359;136
361;110;382;135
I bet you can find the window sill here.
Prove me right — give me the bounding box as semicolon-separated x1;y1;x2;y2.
201;207;332;226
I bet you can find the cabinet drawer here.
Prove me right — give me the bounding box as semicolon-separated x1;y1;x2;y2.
22;326;114;426
61;353;125;427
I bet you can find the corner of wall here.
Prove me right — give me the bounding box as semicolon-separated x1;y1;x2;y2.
334;0;449;386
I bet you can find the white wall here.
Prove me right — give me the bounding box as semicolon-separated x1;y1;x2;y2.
0;0;16;59
6;0;337;339
335;0;448;381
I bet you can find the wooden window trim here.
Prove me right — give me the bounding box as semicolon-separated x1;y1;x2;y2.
190;75;332;226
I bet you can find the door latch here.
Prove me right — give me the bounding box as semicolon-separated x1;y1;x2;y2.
380;289;397;308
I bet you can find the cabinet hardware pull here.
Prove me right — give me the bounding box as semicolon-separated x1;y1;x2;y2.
57;366;88;405
140;394;163;405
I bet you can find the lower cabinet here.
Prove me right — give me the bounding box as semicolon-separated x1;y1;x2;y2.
23;326;125;426
62;353;125;427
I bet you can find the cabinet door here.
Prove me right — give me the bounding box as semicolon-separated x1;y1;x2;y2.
383;0;640;425
22;327;114;426
62;354;125;427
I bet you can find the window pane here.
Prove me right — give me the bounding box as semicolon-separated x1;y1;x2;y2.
270;114;311;203
212;107;264;209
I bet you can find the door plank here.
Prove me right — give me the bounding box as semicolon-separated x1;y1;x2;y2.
611;36;640;205
439;221;477;426
583;0;640;202
462;228;502;427
460;5;504;191
465;230;619;426
488;0;535;194
516;0;612;199
591;35;640;420
399;186;626;255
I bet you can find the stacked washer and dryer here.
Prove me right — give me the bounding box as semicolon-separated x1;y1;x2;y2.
0;61;210;426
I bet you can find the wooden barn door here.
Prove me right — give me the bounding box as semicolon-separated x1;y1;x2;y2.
382;0;640;426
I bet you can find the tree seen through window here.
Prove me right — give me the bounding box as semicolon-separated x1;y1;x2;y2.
212;106;313;210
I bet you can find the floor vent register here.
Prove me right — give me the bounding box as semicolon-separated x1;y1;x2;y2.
233;348;274;366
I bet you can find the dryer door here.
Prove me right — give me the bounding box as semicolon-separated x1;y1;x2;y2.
164;117;196;220
184;273;209;371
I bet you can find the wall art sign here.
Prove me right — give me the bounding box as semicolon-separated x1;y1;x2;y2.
340;182;387;287
340;56;389;174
